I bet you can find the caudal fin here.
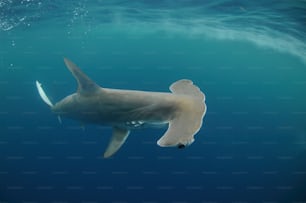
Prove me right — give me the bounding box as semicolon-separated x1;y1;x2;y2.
35;80;54;107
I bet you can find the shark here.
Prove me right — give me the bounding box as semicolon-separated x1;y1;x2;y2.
36;58;207;158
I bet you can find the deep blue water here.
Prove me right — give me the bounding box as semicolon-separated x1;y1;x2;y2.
1;0;306;202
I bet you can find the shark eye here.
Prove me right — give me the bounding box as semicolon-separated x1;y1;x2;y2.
177;144;185;149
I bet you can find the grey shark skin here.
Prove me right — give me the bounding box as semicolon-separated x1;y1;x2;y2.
36;58;207;158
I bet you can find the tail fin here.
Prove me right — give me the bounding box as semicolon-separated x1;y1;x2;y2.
36;80;54;107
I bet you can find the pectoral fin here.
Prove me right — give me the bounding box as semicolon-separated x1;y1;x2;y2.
104;127;130;158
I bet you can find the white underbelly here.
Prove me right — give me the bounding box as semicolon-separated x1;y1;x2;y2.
117;120;169;129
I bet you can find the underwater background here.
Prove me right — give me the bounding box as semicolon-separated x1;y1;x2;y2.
1;0;306;202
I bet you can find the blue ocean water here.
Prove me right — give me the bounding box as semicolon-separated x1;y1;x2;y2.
1;0;306;202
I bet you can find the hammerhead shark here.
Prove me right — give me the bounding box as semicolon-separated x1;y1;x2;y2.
36;58;207;158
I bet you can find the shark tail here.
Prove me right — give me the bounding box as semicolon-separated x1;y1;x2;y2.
36;80;54;107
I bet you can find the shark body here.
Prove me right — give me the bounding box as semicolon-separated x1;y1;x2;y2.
36;58;207;158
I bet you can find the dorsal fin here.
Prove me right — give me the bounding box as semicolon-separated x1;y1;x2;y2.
63;58;100;95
